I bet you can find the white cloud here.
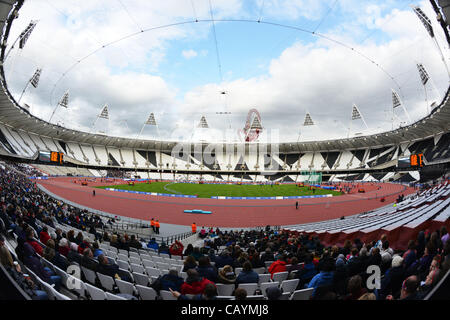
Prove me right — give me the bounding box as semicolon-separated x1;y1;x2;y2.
3;0;448;142
182;49;198;59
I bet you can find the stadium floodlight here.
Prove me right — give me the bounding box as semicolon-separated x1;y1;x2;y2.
145;113;157;125
198;115;209;128
412;6;434;37
19;20;38;49
417;63;429;85
4;20;38;62
30;68;42;88
49;91;69;123
411;5;450;80
90;104;109;134
303;113;314;126
136;112;160;139
392;89;401;109
98;104;109;119
348;104;368;138
391;89;411;125
18;68;42;104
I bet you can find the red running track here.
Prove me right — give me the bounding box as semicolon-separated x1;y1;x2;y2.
37;177;415;228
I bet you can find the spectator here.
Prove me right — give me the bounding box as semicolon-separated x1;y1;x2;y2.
380;255;405;298
268;254;288;279
217;265;236;285
215;250;234;269
236;261;259;284
171;283;217;301
81;248;98;272
169;240;184;257
39;226;51;246
196;256;218;282
441;227;449;246
25;228;43;257
153;269;184;292
180;269;215;295
403;240;417;270
97;254;121;279
296;253;317;288
42;239;67;270
92;242;104;258
183;255;198;272
345;275;367;300
234;287;247;300
266;286;283;300
147;238;159;251
307;258;334;298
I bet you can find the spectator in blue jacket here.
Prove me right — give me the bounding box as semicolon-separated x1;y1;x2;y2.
147;238;159;251
297;253;317;287
307;258;334;297
196;256;218;282
236;261;259;284
160;269;184;292
214;250;234;269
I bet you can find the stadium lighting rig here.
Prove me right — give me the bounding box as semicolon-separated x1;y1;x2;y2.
411;5;450;81
17;68;41;104
4;20;38;62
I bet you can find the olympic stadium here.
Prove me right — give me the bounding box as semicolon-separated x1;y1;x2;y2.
0;0;450;303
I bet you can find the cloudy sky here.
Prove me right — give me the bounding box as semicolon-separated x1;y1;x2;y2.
4;0;449;142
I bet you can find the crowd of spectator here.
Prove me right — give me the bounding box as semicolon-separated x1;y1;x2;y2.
0;160;449;300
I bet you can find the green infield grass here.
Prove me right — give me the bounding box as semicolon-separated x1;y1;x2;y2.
96;181;342;198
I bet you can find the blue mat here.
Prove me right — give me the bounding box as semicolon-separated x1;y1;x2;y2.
184;209;212;214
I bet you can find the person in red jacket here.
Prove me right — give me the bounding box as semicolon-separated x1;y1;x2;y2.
268;254;288;279
180;269;215;295
26;228;43;256
169;240;184;257
39;226;51;246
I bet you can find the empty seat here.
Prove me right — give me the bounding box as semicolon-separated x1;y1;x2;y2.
130;263;146;274
81;266;97;285
85;283;107;300
146;266;161;277
272;271;289;283
136;285;157;300
258;273;271;284
280;279;299;293
116;260;129;270
160;290;177;300
115;278;135;296
105;292;127;300
260;281;279;297
97;272;115;292
132;272;150;287
290;288;314;300
237;283;258;296
130;257;141;265
216;283;235;296
142;259;155;268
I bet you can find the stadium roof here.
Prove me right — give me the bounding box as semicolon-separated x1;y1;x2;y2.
0;1;449;153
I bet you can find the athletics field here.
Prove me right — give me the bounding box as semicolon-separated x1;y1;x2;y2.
96;181;342;198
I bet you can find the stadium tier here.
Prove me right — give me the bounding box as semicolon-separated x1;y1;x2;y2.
1;0;450;304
